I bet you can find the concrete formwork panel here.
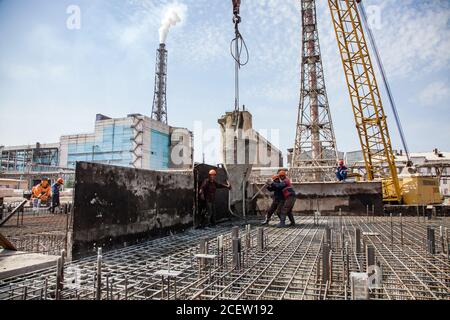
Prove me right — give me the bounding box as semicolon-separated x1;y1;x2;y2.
69;162;194;260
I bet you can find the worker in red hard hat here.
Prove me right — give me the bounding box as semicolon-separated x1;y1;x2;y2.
261;174;284;226
336;160;348;182
273;170;296;228
49;178;64;214
199;169;231;228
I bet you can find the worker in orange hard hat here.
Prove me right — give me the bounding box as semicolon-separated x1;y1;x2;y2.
31;178;51;211
261;174;284;226
199;168;231;228
49;178;64;214
273;170;296;228
336;160;348;182
278;170;286;177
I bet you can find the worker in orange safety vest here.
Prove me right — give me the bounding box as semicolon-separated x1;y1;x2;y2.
31;178;51;210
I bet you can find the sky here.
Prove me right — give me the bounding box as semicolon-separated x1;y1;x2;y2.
0;0;449;165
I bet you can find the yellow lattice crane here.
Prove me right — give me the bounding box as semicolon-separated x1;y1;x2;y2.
328;0;403;202
328;0;442;204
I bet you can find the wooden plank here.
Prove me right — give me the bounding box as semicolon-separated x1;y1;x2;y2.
0;232;17;251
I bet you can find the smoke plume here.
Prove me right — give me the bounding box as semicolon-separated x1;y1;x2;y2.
159;3;187;44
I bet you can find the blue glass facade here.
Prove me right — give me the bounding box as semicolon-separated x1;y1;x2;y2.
67;124;133;169
150;129;170;170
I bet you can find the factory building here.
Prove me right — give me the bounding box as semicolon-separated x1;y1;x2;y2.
0;114;193;175
60;113;192;171
0;143;60;173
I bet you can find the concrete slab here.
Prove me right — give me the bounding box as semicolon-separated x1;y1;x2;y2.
0;249;58;280
252;181;383;215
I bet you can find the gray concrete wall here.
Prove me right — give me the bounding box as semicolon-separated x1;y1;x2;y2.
252;182;383;216
69;162;194;260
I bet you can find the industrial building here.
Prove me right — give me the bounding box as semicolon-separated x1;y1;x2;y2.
0;143;60;174
60;113;193;171
0;114;193;179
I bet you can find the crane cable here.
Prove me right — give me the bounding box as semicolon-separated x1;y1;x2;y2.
358;1;412;165
230;13;249;113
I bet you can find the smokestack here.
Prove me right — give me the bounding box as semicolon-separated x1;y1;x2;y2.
151;43;168;124
151;4;186;123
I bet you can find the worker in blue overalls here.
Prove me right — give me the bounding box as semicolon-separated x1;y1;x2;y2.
336;160;349;182
261;175;284;226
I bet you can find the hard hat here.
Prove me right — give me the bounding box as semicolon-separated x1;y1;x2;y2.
272;175;279;181
209;169;217;176
278;170;287;177
42;177;49;181
339;160;345;165
57;178;64;184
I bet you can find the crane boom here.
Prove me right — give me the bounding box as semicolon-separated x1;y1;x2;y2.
358;2;411;166
327;0;401;202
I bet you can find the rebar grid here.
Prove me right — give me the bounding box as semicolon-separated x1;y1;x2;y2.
0;216;449;300
0;211;70;256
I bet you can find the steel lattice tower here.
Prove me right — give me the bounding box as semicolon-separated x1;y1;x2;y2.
151;43;168;124
291;0;338;181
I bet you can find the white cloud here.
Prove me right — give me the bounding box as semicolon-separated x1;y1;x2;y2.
2;63;69;81
114;4;160;48
418;81;450;107
3;64;40;80
370;0;450;78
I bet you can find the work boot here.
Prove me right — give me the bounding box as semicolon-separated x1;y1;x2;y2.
288;214;296;227
276;221;286;228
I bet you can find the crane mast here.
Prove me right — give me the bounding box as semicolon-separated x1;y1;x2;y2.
327;0;401;202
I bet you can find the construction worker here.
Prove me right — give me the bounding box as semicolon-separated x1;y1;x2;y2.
336;160;349;182
275;170;296;228
261;175;284;226
199;169;231;228
31;178;51;211
49;178;64;214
